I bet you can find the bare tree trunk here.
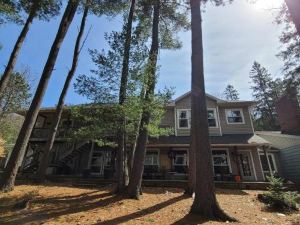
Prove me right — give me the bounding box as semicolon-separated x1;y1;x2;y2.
0;0;79;192
285;0;300;36
0;0;39;99
116;0;136;192
36;3;89;183
127;0;160;199
189;0;234;221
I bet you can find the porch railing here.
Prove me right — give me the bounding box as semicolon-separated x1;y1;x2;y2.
31;128;74;139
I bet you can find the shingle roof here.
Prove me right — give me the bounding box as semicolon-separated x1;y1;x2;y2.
148;134;269;146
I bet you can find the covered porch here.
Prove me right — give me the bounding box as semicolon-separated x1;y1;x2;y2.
145;134;277;182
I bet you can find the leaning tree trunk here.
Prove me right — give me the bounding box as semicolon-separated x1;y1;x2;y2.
127;0;160;199
285;0;300;36
0;0;79;192
189;0;234;221
0;0;39;100
116;0;136;193
36;3;89;183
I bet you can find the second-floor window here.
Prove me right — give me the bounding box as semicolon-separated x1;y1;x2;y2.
225;109;244;124
177;109;218;129
208;109;218;128
177;110;191;129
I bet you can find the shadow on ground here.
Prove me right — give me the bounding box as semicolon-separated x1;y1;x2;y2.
94;194;188;225
216;188;249;195
0;189;120;225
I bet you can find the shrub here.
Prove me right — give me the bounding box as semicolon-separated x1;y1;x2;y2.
258;176;299;211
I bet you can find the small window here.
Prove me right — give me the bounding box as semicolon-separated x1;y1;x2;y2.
144;150;159;165
177;110;190;129
226;109;244;124
208;109;217;127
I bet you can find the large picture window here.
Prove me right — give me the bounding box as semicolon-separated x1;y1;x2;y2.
226;109;244;124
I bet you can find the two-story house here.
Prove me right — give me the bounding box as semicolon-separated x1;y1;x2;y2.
20;92;281;183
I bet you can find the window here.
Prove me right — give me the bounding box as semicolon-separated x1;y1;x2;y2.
144;150;159;165
177;110;190;129
177;109;218;129
173;153;188;166
212;150;231;174
208;109;218;127
226;109;244;124
259;152;277;177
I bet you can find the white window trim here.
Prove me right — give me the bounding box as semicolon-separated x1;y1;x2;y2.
258;152;278;173
144;149;160;166
225;108;245;125
237;150;258;181
172;148;188;166
216;106;223;135
211;148;232;173
177;109;191;129
207;108;219;128
176;108;219;129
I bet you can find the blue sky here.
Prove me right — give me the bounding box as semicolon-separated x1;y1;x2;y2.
0;0;284;107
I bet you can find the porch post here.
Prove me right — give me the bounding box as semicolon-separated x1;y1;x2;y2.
87;141;95;169
233;146;241;177
263;145;273;177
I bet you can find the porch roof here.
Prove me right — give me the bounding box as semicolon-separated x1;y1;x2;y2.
148;134;269;147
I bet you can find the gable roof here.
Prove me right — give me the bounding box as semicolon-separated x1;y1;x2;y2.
173;91;255;106
174;91;225;103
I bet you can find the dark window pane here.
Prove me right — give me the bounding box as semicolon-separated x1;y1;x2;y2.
180;111;187;119
268;155;276;171
260;155;269;171
179;119;188;128
208;119;216;127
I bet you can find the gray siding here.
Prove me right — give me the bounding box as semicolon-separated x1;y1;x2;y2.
160;107;175;128
219;107;253;134
279;145;300;184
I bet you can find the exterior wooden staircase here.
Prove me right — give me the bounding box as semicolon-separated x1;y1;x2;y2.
51;142;91;168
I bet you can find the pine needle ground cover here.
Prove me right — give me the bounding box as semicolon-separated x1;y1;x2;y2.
0;184;299;225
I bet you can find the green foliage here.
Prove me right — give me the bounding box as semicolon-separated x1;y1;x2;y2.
0;71;31;118
275;4;300;98
0;0;22;25
0;113;24;154
88;0;128;17
250;62;283;131
223;84;239;101
18;0;62;21
258;176;299;212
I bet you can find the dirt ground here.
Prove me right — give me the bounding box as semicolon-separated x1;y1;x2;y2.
0;184;299;225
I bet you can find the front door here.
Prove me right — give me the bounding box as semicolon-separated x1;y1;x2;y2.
238;151;256;181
